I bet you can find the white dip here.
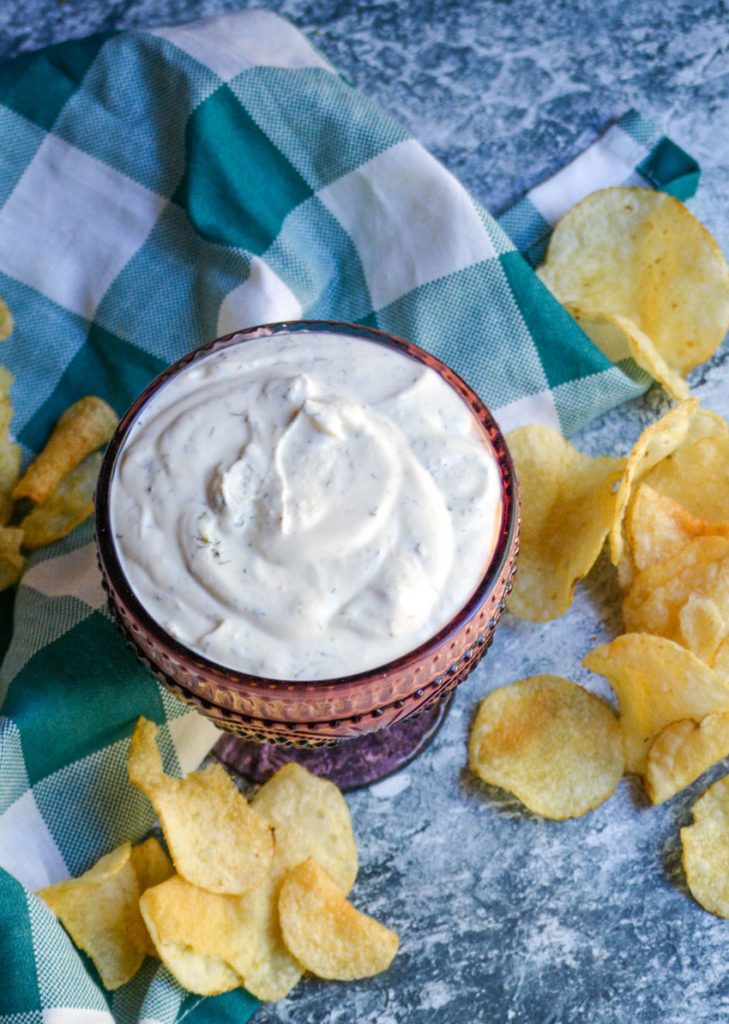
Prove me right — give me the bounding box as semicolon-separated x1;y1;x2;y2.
110;330;503;680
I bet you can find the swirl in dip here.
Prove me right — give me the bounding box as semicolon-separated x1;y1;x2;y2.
110;330;503;681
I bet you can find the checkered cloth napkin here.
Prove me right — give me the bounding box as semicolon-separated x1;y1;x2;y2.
0;10;699;1023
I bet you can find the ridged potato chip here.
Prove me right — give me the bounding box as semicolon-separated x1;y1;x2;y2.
538;187;729;380
468;675;623;819
609;399;700;573
140;763;359;1002
679;595;729;667
626;484;729;574
0;366;20;526
279;857;398;980
506;425;625;622
139;877;242;996
645;432;729;524
13;395;118;505
0;525;25;591
681;773;729;918
622;536;729;661
565;306;689;401
128;717;273;895
38;842;148;990
583;634;729;774
646;714;729;805
20;452;102;549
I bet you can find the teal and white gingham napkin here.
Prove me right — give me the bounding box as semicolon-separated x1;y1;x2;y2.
0;10;700;1023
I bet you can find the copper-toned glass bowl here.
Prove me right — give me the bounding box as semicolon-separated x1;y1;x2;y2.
95;321;519;751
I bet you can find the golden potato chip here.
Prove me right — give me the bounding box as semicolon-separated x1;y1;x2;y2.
622;537;729;662
645;433;729;524
140;763;358;1002
646;714;729;804
609;399;700;571
20;452;101;549
130;836;173;894
714;636;729;677
565;306;689;401
467;675;623;819
0;298;13;342
506;425;625;622
583;633;729;774
538;187;729;377
0;367;20;526
128;717;273;895
142;872;304;1001
679;595;728;667
251;762;358;892
681;773;729;918
38;842;147;990
626;483;729;574
279;857;398;980
130;837;174;959
13;395;118;505
0;525;25;591
139;877;242;996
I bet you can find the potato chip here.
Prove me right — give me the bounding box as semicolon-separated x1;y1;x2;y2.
626;483;729;574
565;306;689;400
583;633;729;774
20;452;101;549
139;877;243;996
130;837;174;959
681;773;729;918
251;762;358;893
538;187;729;378
467;675;623;819
141;872;302;1001
645;433;729;524
0;525;25;591
679;595;728;667
13;395;118;505
128;717;273;895
130;836;173;894
506;425;625;621
0;367;20;526
279;857;398;980
645;714;729;804
714;636;729;677
140;762;358;1002
608;399;700;571
622;536;729;660
38;842;148;990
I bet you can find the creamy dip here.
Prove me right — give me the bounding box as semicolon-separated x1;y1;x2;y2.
110;331;503;680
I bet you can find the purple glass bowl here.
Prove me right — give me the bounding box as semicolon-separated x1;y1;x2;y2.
95;320;519;751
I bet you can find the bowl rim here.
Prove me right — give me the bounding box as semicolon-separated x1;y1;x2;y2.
95;318;518;693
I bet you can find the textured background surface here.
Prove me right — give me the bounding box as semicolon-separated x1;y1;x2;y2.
5;1;729;1021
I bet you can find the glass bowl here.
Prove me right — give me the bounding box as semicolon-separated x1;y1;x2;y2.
95;320;519;785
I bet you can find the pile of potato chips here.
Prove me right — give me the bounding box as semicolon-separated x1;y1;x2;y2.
1;357;117;590
470;188;729;920
39;718;398;997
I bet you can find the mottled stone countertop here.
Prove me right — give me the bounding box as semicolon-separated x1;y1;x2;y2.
5;1;729;1021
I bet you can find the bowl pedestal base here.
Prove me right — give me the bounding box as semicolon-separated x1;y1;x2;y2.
212;693;453;792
